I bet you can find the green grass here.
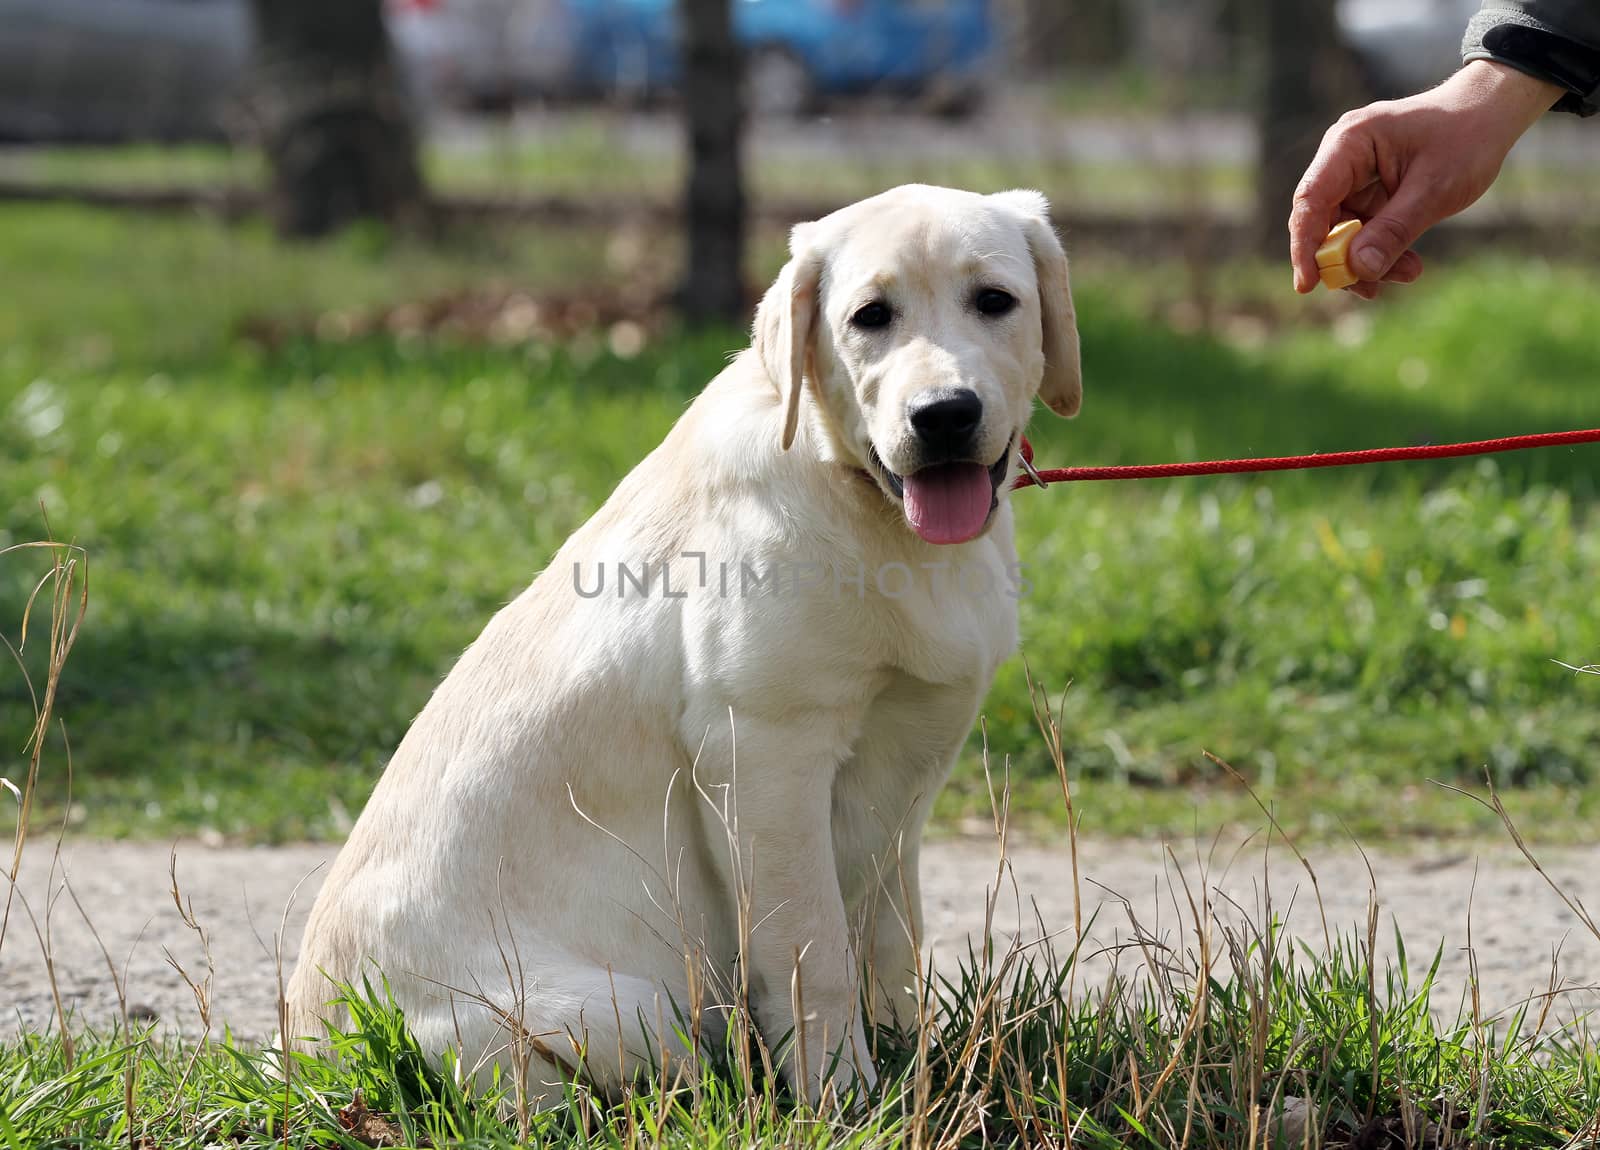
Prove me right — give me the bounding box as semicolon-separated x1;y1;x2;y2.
6;117;1599;221
4;881;1597;1148
1;201;1598;843
0;131;1252;214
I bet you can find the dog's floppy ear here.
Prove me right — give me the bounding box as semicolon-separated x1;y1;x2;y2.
992;190;1081;418
755;224;824;451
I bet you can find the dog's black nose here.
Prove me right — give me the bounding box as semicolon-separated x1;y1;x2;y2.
907;389;983;455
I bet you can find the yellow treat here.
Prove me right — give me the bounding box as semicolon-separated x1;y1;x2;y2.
1315;218;1363;290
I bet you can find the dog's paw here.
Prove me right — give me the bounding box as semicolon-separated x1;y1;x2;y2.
776;1013;878;1110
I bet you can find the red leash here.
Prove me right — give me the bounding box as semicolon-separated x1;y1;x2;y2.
1012;428;1600;490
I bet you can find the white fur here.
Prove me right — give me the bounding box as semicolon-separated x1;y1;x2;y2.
286;185;1081;1105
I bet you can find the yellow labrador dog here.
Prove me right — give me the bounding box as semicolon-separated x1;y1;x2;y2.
286;184;1080;1104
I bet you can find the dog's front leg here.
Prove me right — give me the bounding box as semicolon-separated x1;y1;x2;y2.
694;714;877;1105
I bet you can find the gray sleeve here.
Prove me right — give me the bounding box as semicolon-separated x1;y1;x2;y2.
1463;1;1600;115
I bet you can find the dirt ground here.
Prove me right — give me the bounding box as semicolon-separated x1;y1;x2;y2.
4;835;1597;1042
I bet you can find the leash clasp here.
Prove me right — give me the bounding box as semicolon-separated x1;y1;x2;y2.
1017;449;1049;489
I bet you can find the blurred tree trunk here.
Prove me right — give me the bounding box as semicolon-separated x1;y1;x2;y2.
250;0;426;239
679;0;746;325
1255;0;1358;255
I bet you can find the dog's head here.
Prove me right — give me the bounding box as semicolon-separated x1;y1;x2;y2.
755;185;1081;546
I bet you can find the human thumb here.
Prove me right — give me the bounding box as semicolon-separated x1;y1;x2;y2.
1349;188;1436;280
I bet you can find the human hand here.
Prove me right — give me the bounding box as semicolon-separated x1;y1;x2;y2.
1289;60;1564;299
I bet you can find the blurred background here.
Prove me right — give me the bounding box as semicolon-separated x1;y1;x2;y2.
1;0;1597;846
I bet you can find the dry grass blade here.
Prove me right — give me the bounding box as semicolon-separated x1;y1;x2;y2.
1433;772;1600;949
0;537;88;958
1204;750;1332;954
165;846;216;1033
61;871;150;1150
0;878;75;1067
161;845;218;1132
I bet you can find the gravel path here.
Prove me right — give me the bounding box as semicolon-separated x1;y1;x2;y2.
4;837;1597;1042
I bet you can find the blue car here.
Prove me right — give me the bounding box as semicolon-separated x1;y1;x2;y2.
571;0;995;116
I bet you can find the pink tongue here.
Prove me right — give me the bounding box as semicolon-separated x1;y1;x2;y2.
902;463;994;545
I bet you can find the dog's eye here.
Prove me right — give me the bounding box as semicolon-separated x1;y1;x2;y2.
975;289;1017;317
851;302;893;330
